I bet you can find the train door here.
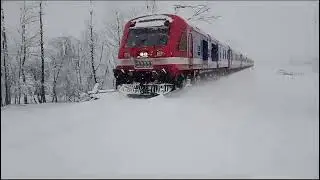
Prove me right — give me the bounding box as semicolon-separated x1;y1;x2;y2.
202;40;208;61
211;43;219;60
187;33;193;68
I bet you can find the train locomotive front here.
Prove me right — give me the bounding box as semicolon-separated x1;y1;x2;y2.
113;14;254;96
113;14;190;96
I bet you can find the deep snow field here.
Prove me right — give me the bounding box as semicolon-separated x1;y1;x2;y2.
1;61;319;179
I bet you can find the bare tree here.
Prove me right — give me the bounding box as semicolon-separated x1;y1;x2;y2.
89;0;97;85
10;51;21;104
1;6;10;105
39;0;46;103
49;54;62;103
48;37;68;102
17;48;22;103
115;11;121;47
0;0;2;107
21;10;27;104
1;72;2;106
19;1;38;104
75;41;83;91
47;36;83;102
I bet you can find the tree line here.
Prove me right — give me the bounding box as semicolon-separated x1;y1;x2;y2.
1;0;216;106
0;1;143;106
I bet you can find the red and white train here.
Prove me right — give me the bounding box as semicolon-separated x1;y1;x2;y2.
113;14;254;95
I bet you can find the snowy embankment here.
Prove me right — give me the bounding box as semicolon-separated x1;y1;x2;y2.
1;62;318;179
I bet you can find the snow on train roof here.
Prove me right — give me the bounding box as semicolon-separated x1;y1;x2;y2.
131;14;173;28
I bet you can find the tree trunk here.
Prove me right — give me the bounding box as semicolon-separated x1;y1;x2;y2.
14;93;17;104
52;81;57;103
1;7;10;105
77;44;82;91
22;67;28;104
37;93;41;103
89;5;97;85
21;1;28;104
22;39;27;103
1;72;2;107
19;3;24;104
18;50;22;104
39;1;46;103
116;11;121;47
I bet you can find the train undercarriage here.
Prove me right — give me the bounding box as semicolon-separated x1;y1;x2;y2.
113;66;253;97
114;68;185;96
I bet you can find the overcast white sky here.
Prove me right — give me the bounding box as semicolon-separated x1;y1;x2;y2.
2;0;319;64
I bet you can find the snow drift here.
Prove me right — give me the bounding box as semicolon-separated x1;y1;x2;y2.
1;62;318;179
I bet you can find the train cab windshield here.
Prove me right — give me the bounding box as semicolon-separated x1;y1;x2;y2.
126;27;169;48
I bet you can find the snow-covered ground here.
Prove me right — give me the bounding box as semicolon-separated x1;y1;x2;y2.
1;62;319;179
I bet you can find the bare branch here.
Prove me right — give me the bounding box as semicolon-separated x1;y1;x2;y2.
173;3;221;24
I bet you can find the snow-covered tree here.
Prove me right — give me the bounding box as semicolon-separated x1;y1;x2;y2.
47;36;82;102
18;1;39;104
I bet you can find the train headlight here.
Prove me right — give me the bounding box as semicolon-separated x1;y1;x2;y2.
139;52;148;57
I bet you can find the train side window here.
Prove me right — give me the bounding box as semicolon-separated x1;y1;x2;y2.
178;31;187;51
